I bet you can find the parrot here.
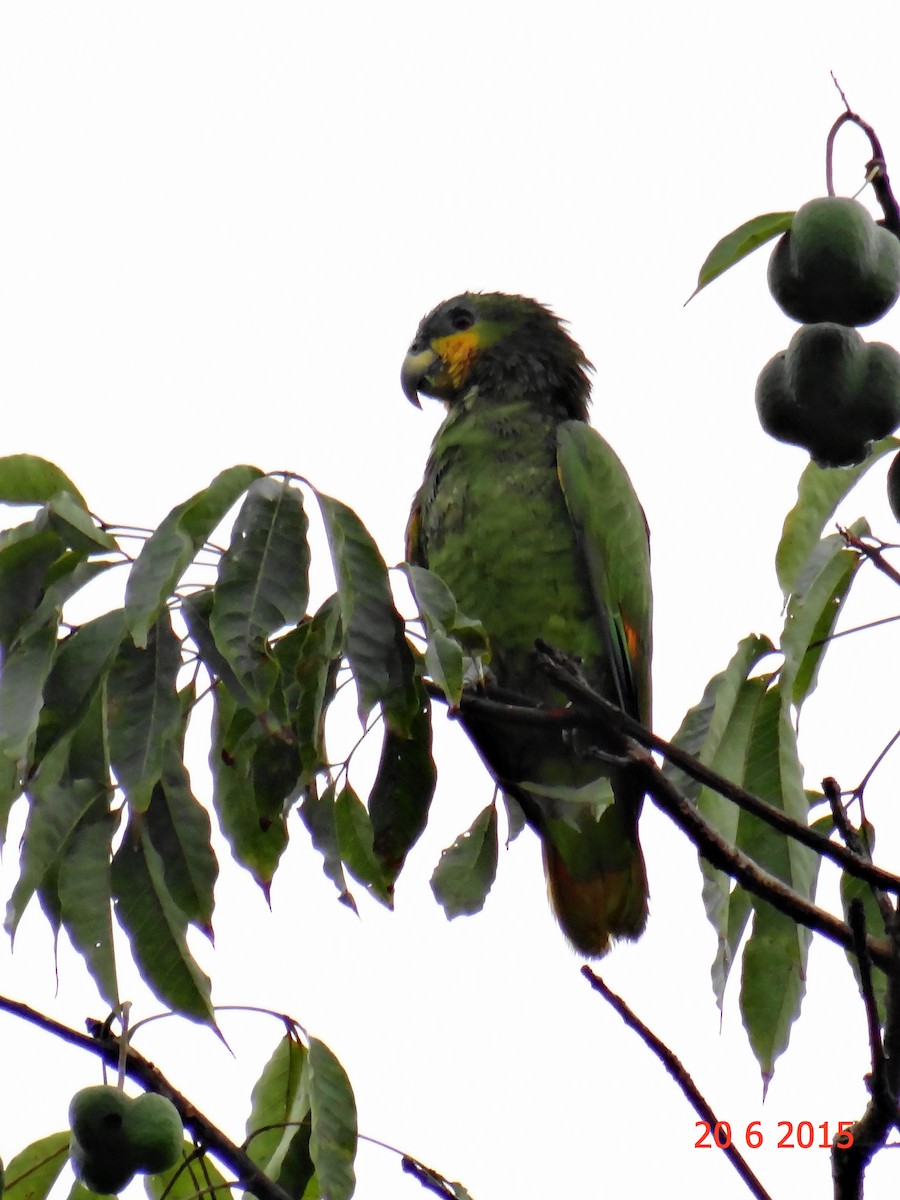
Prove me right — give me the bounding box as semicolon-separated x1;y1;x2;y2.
401;292;652;957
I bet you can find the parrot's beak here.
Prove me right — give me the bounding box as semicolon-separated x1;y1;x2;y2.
401;345;438;408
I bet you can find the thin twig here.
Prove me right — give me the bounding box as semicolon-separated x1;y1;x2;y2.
849;900;888;1089
841;527;900;589
581;968;773;1200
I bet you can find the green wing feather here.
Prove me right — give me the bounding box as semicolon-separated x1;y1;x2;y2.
555;420;652;727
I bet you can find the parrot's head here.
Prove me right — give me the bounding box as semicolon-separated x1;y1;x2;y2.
401;292;592;421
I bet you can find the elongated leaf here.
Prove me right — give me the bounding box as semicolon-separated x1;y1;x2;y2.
689;211;794;300
144;751;218;935
107;614;183;812
280;596;342;786
125;464;263;648
39;614;127;753
181;587;251;705
0;516;65;648
431;804;499;919
663;634;775;801
0;621;58;761
210;477;310;705
402;565;490;650
0;753;20;847
300;783;356;911
695;677;768;1007
780;520;865;705
209;685;289;893
776;438;898;596
57;811;119;1008
738;686;818;1087
245;1035;314;1194
2;1132;70;1200
316;491;418;732
308;1038;357;1200
368;687;436;885
17;557;115;645
334;785;392;906
112;821;215;1024
0;454;86;507
5;739;104;938
46;491;117;553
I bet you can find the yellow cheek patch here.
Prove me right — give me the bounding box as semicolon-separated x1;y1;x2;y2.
433;330;480;389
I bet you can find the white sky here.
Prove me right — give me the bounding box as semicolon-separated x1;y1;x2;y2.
2;3;900;1197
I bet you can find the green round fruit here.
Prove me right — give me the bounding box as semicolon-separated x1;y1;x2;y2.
768;197;900;326
69;1084;183;1192
69;1139;136;1196
887;451;900;521
755;323;900;467
69;1085;132;1158
127;1093;183;1174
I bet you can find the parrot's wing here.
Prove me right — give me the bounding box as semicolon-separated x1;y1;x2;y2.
555;420;652;725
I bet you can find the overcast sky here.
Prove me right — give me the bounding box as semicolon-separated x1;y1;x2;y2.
3;3;900;1198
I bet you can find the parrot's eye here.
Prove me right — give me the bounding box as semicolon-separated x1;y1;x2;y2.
448;306;475;332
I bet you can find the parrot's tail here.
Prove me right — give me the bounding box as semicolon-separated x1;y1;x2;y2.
542;838;648;958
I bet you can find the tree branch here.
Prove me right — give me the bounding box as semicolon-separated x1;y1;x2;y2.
581;967;773;1200
445;654;900;897
832;908;900;1199
0;994;294;1200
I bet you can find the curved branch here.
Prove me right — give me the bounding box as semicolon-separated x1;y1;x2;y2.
582;968;773;1200
448;656;900;896
0;994;293;1200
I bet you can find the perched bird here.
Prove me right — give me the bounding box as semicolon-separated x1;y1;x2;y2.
402;292;652;957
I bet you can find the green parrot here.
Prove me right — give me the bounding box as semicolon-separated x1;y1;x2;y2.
401;292;652;957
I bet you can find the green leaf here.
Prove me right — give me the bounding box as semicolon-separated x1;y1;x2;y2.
300;783;356;911
5;740;105;938
38;610;126;759
316;491;418;732
2;1132;70;1200
125;464;263;648
280;596;342;787
107;614;183;812
209;685;289;893
688;211;794;300
46;492;117;553
694;676;768;1007
0;514;65;648
738;686;818;1086
0;620;58;761
181;587;251;706
58;810;120;1009
0;753;20;847
401;564;491;704
334;785;392;906
245;1035;314;1195
210;476;310;706
431;804;499;919
308;1038;357;1200
780;520;865;706
143;1144;231;1200
112;821;215;1024
17;557;116;645
144;751;218;935
368;686;436;885
776;438;898;596
0;455;86;507
663;634;776;802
